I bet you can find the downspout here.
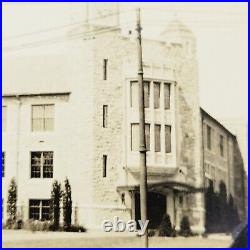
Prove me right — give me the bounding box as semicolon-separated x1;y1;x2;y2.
15;95;21;217
201;115;206;231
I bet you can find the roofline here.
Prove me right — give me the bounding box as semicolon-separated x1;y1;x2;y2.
200;107;236;138
2;92;71;98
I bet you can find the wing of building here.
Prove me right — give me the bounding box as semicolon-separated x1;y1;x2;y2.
2;3;247;233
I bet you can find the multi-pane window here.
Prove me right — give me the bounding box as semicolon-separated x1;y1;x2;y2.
2;152;5;178
103;155;107;178
164;83;170;109
2;106;7;132
31;152;53;178
165;125;171;153
219;135;224;157
32;104;54;132
130;81;150;108
154;82;161;109
103;105;108;128
29;199;50;221
131;123;150;151
207;125;212;150
154;125;161;152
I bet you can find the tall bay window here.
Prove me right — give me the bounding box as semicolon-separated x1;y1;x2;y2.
154;82;161;109
164;83;170;109
154;125;161;152
165;125;172;153
130;81;150;108
131;123;150;151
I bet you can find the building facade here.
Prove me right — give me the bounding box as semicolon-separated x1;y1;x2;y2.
2;3;246;233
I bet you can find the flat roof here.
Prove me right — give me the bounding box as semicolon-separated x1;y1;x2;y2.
2;92;71;98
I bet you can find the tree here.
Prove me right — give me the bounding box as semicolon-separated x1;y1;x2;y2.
158;213;173;237
228;194;240;229
7;178;17;227
205;180;216;232
179;216;192;237
63;178;72;230
218;181;228;232
50;180;62;230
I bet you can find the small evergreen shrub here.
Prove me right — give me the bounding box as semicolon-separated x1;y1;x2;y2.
24;219;52;232
7;178;17;228
158;214;173;237
50;180;62;231
13;219;23;230
64;224;87;233
63;178;72;230
179;216;192;237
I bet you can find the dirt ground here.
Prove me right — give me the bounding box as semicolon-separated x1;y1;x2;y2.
2;230;232;248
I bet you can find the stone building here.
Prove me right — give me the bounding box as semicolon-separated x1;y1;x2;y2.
2;3;246;233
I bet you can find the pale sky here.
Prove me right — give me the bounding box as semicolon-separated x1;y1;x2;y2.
2;2;248;123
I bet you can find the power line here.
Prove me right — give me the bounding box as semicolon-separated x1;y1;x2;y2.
3;26;123;52
3;8;134;41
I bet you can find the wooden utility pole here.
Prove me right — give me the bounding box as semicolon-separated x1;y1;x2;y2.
135;8;148;248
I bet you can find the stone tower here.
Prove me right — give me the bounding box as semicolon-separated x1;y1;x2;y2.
160;20;204;232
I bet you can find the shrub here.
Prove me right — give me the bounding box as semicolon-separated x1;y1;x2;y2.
179;216;192;237
64;224;86;233
50;180;62;231
63;178;72;230
158;214;173;237
24;219;52;232
7;178;17;227
13;219;23;230
148;229;155;237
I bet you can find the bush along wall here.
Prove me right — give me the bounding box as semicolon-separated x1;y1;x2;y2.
3;178;86;233
205;180;240;233
6;178;17;229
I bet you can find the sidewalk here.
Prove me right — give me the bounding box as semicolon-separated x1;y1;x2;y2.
2;229;137;242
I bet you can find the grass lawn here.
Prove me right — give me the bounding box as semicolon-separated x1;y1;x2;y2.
2;230;232;248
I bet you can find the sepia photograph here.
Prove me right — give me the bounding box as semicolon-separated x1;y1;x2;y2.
2;1;248;248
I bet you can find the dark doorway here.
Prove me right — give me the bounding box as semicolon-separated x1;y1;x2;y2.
135;192;167;229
